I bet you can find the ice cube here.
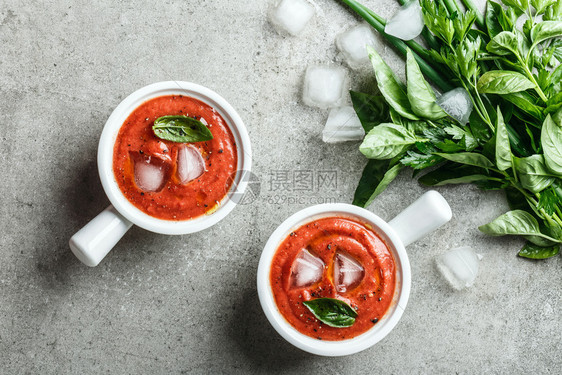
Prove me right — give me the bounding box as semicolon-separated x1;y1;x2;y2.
334;252;364;293
336;23;379;69
303;65;348;109
436;246;481;290
269;0;316;36
290;249;325;289
436;87;474;125
322;106;365;143
133;154;170;192
177;145;205;184
384;1;424;41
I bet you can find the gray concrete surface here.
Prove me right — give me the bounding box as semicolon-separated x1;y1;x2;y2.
1;0;560;373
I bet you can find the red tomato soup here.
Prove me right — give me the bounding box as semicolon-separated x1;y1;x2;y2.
270;217;396;340
112;95;238;220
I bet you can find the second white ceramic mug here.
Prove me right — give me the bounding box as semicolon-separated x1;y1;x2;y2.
257;190;452;356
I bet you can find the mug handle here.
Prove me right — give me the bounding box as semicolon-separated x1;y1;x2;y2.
388;190;452;247
69;205;133;267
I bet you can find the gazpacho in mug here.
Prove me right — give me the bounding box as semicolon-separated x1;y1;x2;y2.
113;95;237;220
270;216;396;340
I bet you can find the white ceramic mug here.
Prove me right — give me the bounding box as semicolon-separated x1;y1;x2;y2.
69;81;252;267
257;190;452;356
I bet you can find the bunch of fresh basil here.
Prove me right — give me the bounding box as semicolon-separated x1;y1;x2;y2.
340;0;562;259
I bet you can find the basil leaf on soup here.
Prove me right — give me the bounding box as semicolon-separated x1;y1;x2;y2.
302;298;357;328
152;115;213;143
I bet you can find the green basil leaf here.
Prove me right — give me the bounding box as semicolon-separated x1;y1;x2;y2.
506;121;534;157
418;163;491;186
353;160;402;207
515;29;532;61
420;173;491;186
486;2;506;38
364;164;403;207
350;91;388;133
477;71;536;94
495;107;513;171
502;92;544;120
434;152;495;169
541;114;562;175
518;242;560;259
152;115;213;143
406;48;447;120
487;31;519;56
367;46;419;121
475;179;510;190
360;124;419;160
549;64;562;96
479;210;562;244
302;298;357;328
531;0;557;15
514;154;557;193
389;108;431;134
543;214;562;240
469;109;492;143
530;21;562;48
506;6;523;24
503;0;529;13
544;1;562;21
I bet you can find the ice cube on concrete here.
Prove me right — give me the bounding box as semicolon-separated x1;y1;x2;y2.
269;0;316;36
177;145;205;184
290;249;325;289
334;251;364;293
303;64;348;109
436;87;474;125
436;246;481;290
384;1;424;41
322;106;365;143
336;23;378;69
133;154;169;192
